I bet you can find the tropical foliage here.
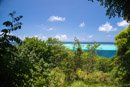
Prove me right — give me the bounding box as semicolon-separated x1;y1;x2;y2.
112;25;130;83
0;11;130;86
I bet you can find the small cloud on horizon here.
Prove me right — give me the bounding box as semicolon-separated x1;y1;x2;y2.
54;34;68;41
33;35;47;40
48;16;66;22
20;35;47;40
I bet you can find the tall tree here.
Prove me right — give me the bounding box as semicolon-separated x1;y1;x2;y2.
73;37;83;70
112;25;130;83
0;11;23;87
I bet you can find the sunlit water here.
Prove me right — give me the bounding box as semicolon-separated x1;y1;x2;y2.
63;42;117;58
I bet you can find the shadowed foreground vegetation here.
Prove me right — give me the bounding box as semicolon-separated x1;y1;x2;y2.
0;12;130;87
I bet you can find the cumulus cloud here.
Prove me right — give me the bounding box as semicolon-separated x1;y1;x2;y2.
79;22;85;28
48;16;66;22
54;34;67;41
99;22;116;33
117;20;130;27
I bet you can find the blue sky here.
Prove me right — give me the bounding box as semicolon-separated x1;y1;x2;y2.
0;0;129;42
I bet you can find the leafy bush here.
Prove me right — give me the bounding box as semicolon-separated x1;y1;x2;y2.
16;37;70;86
69;81;87;87
113;25;130;83
95;57;112;72
48;67;66;87
76;68;116;84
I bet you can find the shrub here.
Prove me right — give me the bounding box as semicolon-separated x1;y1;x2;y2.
113;25;130;83
48;67;66;87
69;81;87;87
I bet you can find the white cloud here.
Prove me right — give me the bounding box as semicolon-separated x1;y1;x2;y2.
47;27;54;31
42;36;47;39
19;35;47;40
99;22;116;33
33;35;47;40
79;22;85;28
54;34;67;41
34;35;38;38
117;20;130;27
48;16;66;22
88;35;93;38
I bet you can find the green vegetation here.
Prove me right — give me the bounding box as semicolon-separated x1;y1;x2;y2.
0;11;23;87
112;25;130;83
0;12;130;86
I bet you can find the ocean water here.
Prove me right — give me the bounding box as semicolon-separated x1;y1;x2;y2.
63;42;117;58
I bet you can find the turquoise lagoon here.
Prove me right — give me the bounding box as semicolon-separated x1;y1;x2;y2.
63;42;117;58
